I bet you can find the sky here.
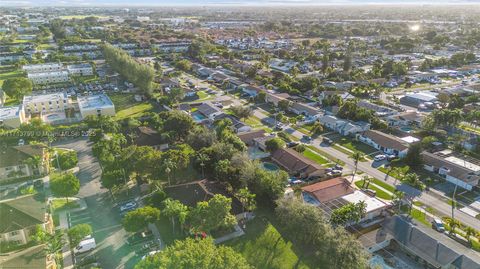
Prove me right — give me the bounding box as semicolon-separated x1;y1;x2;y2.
3;0;480;7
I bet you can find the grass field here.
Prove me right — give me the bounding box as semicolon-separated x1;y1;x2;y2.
371;178;396;193
335;137;377;155
354;180;393;200
109;94;154;120
51;198;80;212
0;69;24;88
225;217;312;269
303;148;329;165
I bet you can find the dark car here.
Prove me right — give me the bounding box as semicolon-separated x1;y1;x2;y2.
287;141;299;148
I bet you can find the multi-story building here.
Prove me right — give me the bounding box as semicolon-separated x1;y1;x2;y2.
77;94;115;118
0;144;49;181
22;63;63;73
23;92;69;115
27;71;70;84
0;105;25;129
67;63;94;76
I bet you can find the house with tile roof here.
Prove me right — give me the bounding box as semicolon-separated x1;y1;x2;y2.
0;195;53;246
271;148;326;180
0;244;57;269
0;145;49;181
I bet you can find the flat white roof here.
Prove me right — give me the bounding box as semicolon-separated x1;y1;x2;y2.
342;190;389;213
27;71;69;78
401;136;420;144
77;94;114;110
445;156;480;172
0;105;21;120
23;92;67;103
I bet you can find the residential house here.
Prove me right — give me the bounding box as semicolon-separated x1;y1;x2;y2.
387;111;425;127
238;129;266;146
226;78;243;90
421;151;480;191
400;91;438;108
0;195;53;245
271;148;326;180
265;92;290;106
241;85;263;97
196;102;223;121
301;177;389;226
0;145;50;181
210;72;230;84
132;126;167;151
357;100;397;117
164;180;244;215
0;105;26;129
214;114;251;133
0;244;57;269
357;130;409;158
363;216;480;269
319;115;370;136
289;102;320;117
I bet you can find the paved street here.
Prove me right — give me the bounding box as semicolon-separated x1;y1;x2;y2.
251;106;480;229
53;138;142;269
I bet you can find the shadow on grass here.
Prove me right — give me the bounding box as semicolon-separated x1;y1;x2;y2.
224;207;314;269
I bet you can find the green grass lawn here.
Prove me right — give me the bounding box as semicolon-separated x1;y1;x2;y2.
225;217;312;269
245;116;273;133
109;94;154;120
354;180;393;200
306;146;345;166
371;178;396;193
302;148;329;165
51;198;80;212
336;138;377;155
410;208;430;226
0;69;24;88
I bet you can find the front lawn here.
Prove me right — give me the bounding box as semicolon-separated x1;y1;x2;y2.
225;217;312;269
354;180;393;200
335;137;377;155
51;198;80;212
302;148;329;165
0;69;24;87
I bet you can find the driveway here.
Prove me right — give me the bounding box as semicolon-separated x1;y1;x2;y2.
53;138;141;269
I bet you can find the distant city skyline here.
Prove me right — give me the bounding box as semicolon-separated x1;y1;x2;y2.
3;0;480;7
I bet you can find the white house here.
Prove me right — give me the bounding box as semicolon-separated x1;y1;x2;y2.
22;63;63;73
319;115;370;136
421;151;480;191
77;94;116;119
357;130;409;158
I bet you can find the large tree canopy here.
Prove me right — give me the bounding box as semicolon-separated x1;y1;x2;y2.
135;237;252;269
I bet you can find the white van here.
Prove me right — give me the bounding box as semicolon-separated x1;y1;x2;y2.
75;238;96;254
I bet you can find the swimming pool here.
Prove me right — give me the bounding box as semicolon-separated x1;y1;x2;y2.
399;126;413;133
191;111;207;122
262;162;279;171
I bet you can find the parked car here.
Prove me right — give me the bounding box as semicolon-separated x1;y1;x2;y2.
363;189;377;197
18;139;25;146
74;238;96;254
386;154;397;161
333;164;343;170
302;135;312;143
286;141;299;148
127;231;153;245
431;218;445;232
374;154;387;162
119;201;137;213
322;137;333;145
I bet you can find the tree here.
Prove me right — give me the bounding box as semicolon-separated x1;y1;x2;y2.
162;110;195;141
174;59;192;71
405;143;422;168
56;150;78;170
265;138;285;153
235;188;256;218
330;201;367;227
392;190;405;213
351;152;363;183
50;173;80;202
186;126;217;150
135;237;252;269
230;105;253;121
404;173;425;190
2;77;33;100
188;194;237;233
247;168;287;201
162;199;189;234
122;206;161;233
311;122;324;135
68;224;93;247
275;198;369;269
464;226;476;244
277;99;291;112
196;153;210;178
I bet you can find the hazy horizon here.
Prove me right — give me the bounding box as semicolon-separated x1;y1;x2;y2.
3;0;480;7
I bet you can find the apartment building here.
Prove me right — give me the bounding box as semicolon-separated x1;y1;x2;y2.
27;71;70;84
67;63;94;76
77;94;116;118
22;63;63;73
23;92;69;114
0;105;25;128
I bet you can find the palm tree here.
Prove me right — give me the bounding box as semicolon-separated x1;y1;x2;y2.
465;226;476;244
163;198;189;234
24;155;42;174
445;218;460;236
350;152;363;183
235;187;256;220
196;153;209;179
163;159;176;186
392;190;405;213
